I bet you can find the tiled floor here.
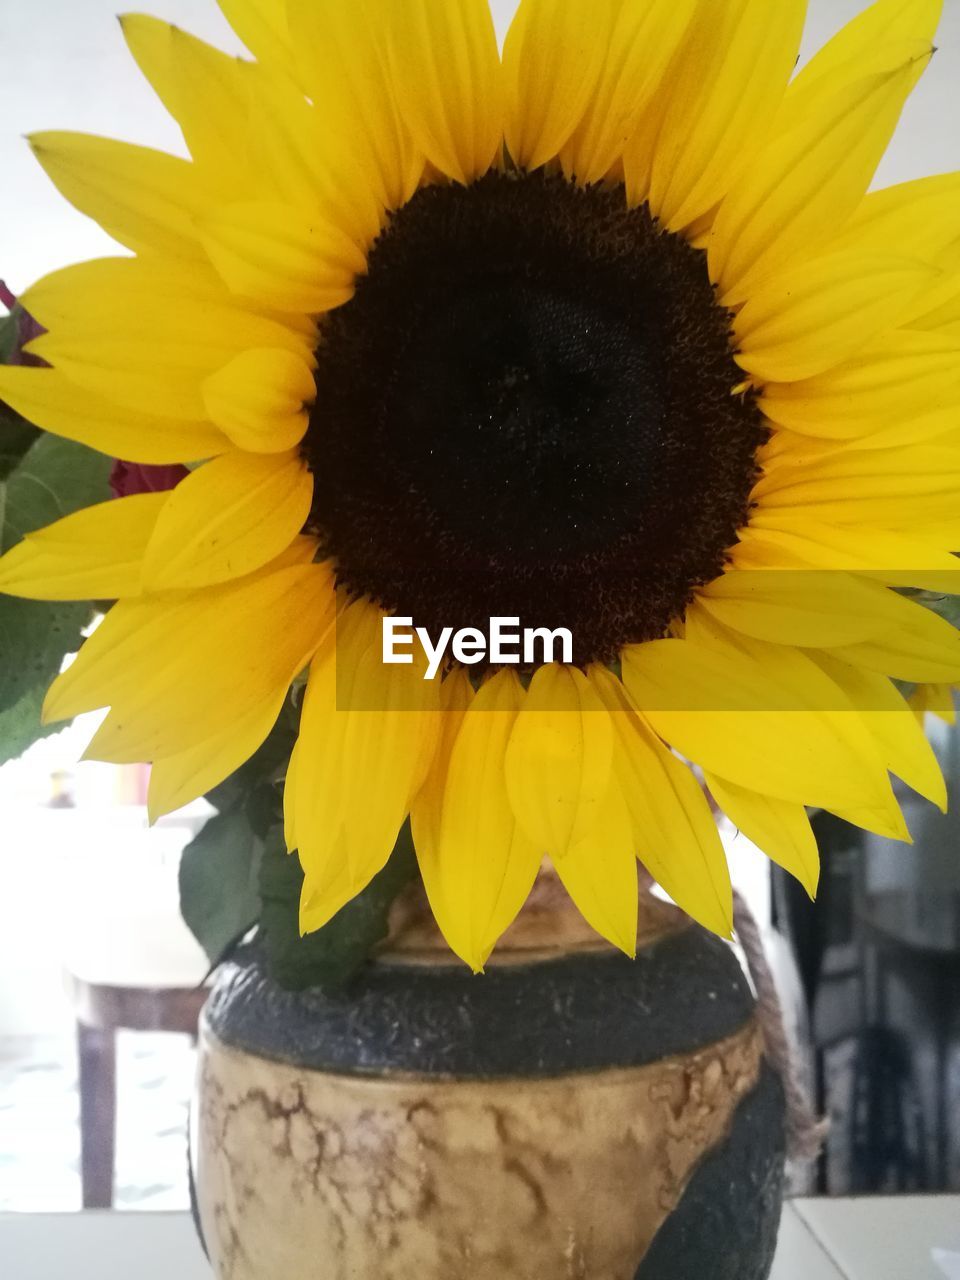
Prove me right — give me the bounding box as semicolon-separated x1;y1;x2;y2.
0;1033;194;1212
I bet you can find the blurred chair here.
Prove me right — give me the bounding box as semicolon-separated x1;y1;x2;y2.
54;803;210;1209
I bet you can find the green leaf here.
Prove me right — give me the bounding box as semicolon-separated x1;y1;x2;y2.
0;595;96;719
179;807;266;967
258;822;419;992
0;310;19;364
180;692;305;969
0;408;41;483
1;432;113;551
915;591;960;630
0;680;61;766
0;434;113;731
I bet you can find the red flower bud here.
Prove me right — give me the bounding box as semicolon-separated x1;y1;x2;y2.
109;460;189;499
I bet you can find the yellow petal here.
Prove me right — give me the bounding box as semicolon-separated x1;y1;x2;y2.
689;588;960;689
621;633;895;813
22;256;313;421
812;652;946;809
202;348;313;454
754;428;844;471
432;669;542;971
831;170;960;266
283;736;303;854
785;0;943;118
682;617;918;848
216;0;294;74
410;668;475;927
241;63;386;245
50;561;335;763
753;442;960;535
0;367;229;464
709;50;933;305
28;131;212;261
293;600;441;916
564;0;694;187
589;665;733;938
761;329;960;439
140;450;313;591
502;0;613;172
829;596;960;683
147;686;287;820
831;800;912;843
200;200;366;313
552;782;639;958
910;681;957;725
120;14;252;193
644;0;808;232
19;255;312;342
299;858;356;936
287;0;424;212
734;251;936;383
386;0;503;185
736;517;960;594
685;203;722;250
23;337;202;422
901;266;960;332
504;664;613;858
0;493;168;601
696;570;940;649
753;438;960;504
706;773;820;900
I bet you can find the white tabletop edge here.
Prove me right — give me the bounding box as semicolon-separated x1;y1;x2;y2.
793;1197;960;1280
4;1199;960;1279
775;1202;849;1280
0;1203;845;1280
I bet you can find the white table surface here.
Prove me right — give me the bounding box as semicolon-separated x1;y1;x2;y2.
1;1199;958;1279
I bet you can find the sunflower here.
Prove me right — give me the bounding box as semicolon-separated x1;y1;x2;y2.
2;0;959;972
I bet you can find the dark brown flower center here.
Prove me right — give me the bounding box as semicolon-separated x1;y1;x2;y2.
302;171;765;667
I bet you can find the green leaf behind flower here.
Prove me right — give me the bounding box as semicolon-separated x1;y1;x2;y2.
179;807;266;968
181;719;419;987
912;589;960;630
179;676;419;990
0;408;41;484
177;697;297;967
0;596;95;721
1;433;112;549
258;821;418;993
0;681;61;767
0;435;112;757
0;310;19;365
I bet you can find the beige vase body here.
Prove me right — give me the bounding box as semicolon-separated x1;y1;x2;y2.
192;882;784;1280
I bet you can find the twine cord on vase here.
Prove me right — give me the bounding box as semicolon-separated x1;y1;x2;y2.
732;888;831;1164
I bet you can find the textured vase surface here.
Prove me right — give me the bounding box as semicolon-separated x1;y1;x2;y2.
192;878;785;1279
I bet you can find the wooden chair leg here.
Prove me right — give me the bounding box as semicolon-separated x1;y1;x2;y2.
77;1021;116;1209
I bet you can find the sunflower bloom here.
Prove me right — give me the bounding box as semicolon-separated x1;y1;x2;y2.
2;0;959;971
